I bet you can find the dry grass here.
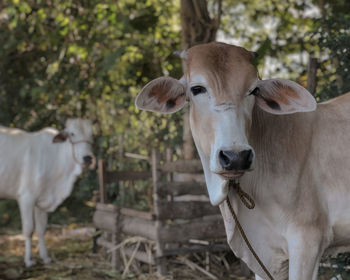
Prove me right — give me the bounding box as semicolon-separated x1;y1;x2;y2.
0;226;118;280
1;225;347;280
0;225;252;280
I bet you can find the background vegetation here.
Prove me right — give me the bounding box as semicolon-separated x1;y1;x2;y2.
0;0;349;226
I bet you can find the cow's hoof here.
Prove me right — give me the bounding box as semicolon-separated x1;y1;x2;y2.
25;259;36;267
42;257;52;264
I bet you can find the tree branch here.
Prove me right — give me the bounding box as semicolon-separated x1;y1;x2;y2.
216;0;222;29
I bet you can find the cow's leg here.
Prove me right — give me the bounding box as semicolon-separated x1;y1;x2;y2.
287;229;323;280
18;195;35;267
34;206;51;264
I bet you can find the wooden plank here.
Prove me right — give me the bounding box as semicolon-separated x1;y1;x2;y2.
94;210;157;240
96;203;118;213
163;243;229;256
157;181;207;197
124;152;149;160
93;209;118;232
157;201;220;220
122;216;157;241
106;170;152;182
160;217;226;243
173;173;205;183
160;159;203;173
120;207;154;221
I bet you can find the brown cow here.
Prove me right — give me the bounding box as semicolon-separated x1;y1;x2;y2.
135;42;350;279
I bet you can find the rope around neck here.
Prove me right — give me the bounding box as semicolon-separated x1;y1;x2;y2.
68;137;93;166
226;181;275;280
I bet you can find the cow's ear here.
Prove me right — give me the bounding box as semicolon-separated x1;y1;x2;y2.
135;77;186;114
53;131;68;143
254;78;316;115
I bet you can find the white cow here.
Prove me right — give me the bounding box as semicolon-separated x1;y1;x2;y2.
135;42;350;279
0;118;95;267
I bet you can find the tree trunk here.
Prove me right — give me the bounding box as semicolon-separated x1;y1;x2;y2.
180;0;221;160
307;56;318;96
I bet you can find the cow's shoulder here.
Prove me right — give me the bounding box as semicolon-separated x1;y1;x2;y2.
37;127;59;137
313;92;350;125
317;92;350;112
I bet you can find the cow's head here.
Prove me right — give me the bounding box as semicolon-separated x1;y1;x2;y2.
136;42;316;205
53;118;96;169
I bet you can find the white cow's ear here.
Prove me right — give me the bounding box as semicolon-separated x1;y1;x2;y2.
53;131;68;143
135;77;186;114
254;78;316;115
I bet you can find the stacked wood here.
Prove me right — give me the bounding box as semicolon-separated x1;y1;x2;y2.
93;149;230;276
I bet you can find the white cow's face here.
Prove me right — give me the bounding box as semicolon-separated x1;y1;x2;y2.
136;42;316;205
53;118;95;169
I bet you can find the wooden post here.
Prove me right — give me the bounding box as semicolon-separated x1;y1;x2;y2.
117;134;125;205
111;208;121;270
98;159;107;203
152;149;167;275
165;148;173;183
307;56;318;96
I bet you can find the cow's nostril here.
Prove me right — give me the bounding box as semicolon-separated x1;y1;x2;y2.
219;151;228;165
218;149;253;171
83;155;92;164
219;150;238;170
239;149;253;169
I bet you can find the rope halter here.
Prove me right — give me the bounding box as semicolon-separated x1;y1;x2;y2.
227;180;275;280
67;136;93;167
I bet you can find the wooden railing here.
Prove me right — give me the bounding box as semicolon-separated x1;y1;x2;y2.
93;149;228;275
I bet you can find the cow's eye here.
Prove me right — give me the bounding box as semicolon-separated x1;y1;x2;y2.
249;87;260;96
191;86;207;96
70;132;75;137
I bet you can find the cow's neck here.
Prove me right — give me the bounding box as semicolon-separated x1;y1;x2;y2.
242;104;315;207
56;142;83;176
222;105;315;278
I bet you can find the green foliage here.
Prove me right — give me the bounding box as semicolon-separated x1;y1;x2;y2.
314;14;350;100
221;0;319;79
220;0;350;102
0;0;183;224
0;0;182;151
0;200;21;228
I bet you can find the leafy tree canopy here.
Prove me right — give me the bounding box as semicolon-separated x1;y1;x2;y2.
0;0;349;219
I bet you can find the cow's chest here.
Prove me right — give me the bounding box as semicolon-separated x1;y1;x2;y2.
219;202;289;279
36;168;80;212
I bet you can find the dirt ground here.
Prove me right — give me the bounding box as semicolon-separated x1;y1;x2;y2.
0;225;349;280
0;225;253;280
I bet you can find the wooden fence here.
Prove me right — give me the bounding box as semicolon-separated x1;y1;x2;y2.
93;149;230;276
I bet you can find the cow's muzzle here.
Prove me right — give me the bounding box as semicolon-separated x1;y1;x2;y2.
83;155;96;169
